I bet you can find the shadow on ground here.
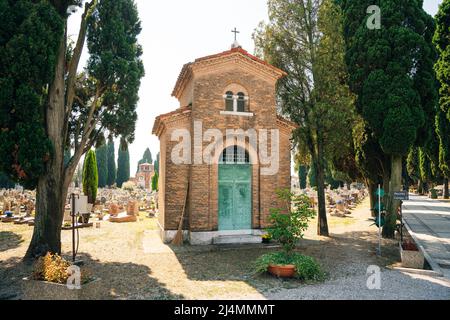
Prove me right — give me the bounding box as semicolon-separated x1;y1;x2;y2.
0;253;184;300
404;205;450;213
165;231;400;296
0;232;24;253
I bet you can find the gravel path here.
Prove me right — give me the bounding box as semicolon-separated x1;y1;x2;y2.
1;198;449;300
265;269;450;300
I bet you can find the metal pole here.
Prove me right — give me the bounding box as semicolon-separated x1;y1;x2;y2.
71;194;76;263
400;201;403;244
378;184;381;256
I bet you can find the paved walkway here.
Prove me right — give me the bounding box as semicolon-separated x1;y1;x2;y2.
403;195;450;278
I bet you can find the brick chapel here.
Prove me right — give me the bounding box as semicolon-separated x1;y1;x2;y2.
152;42;296;245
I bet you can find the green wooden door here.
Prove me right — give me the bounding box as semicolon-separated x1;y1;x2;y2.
218;164;252;231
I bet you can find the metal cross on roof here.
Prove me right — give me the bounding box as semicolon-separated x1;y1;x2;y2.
231;28;240;41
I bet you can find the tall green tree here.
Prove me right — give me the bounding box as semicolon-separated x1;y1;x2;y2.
298;166;308;189
407;147;421;191
95;143;108;188
0;172;15;189
82;150;98;204
106;136;116;187
0;0;63;190
353;118;390;215
116;138;130;188
434;0;450;199
152;172;159;192
154;152;160;175
341;0;437;237
0;0;146;259
137;148;152;173
254;0;355;236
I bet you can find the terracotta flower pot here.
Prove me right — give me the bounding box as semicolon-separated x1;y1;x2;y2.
268;264;296;278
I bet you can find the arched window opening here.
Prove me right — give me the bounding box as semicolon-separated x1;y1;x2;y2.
220;146;250;164
223;89;249;113
237;92;245;112
225;91;234;111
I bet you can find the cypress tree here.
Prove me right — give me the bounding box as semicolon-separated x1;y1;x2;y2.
341;0;437;237
82;150;98;205
1;0;145;259
116;138;130;188
434;0;450;199
298;166;308;190
95;144;108;188
107;137;116;187
137;148;153;173
0;172;15;189
152;172;159;192
154;152;160;175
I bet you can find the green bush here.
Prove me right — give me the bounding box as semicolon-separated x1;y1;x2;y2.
82;150;98;204
254;252;325;281
152;172;159;192
266;189;316;255
253;189;324;281
430;189;438;199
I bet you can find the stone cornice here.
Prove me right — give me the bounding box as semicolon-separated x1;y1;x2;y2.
152;107;192;137
276;115;298;135
171;47;286;100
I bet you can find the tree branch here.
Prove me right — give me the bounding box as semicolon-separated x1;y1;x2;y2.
63;0;97;146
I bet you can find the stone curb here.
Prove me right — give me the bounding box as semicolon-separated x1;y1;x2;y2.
403;220;444;277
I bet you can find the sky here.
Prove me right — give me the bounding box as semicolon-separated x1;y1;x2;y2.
68;0;443;175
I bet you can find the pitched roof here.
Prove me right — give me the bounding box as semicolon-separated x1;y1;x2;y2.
152;105;192;137
171;47;287;99
276;115;299;131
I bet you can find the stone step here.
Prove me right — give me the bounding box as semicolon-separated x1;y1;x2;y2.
213;234;262;245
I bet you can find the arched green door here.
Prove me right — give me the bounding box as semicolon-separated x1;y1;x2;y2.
218;147;252;231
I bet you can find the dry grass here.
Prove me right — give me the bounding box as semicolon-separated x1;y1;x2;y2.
0;198;400;300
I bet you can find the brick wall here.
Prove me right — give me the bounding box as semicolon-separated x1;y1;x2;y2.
158;60;293;233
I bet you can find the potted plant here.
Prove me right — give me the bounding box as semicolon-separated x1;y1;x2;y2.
22;253;100;300
254;189;324;281
261;233;272;244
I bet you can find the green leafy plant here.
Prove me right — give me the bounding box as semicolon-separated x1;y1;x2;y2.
254;252;325;281
430;189;438;199
152;172;159;192
262;234;272;240
266;189;316;255
254;189;324;281
82;150;98;205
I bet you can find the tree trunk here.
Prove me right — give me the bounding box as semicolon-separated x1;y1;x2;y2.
423;181;429;195
444;178;449;200
418;179;424;195
368;181;377;217
315;136;329;237
383;155;402;239
24;30;67;261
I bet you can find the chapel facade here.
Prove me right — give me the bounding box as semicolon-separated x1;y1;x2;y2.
135;163;155;191
152;44;296;245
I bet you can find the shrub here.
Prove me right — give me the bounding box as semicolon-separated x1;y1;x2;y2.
430;189;438;199
254;252;325;281
82;150;98;204
32;252;93;285
254;189;324;281
32;253;71;284
266;189;316;255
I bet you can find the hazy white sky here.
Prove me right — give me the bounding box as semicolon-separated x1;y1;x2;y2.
68;0;443;173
